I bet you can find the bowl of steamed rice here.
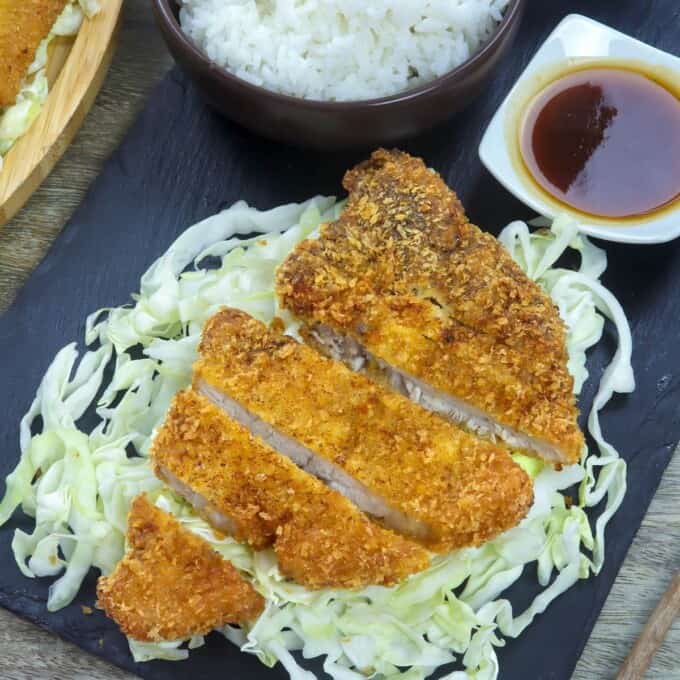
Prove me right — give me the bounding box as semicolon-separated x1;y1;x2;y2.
152;0;525;149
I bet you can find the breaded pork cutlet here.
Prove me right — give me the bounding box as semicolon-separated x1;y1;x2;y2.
152;389;430;589
0;0;69;107
96;495;264;642
276;149;584;466
194;308;533;553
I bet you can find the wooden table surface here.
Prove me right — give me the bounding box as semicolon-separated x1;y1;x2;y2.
0;2;678;679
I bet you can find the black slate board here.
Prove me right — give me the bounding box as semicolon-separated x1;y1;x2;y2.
1;2;679;679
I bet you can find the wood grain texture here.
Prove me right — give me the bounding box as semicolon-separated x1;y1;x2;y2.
0;0;124;225
0;1;678;679
574;456;680;680
616;571;680;680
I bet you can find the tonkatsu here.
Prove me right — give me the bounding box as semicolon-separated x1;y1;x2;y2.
0;0;68;107
151;389;430;589
194;308;533;553
96;495;264;642
276;149;584;465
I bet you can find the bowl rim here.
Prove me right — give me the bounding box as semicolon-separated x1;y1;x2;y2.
152;0;525;109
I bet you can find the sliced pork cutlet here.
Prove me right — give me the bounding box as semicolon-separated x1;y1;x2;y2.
96;495;264;643
0;0;69;107
194;308;533;554
276;148;584;466
151;389;430;589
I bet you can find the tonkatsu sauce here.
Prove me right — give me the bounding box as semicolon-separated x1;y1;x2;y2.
520;67;680;219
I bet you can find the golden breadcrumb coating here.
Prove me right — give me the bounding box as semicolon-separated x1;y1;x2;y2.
276;148;584;464
152;389;430;589
96;495;264;642
195;308;533;553
0;0;69;107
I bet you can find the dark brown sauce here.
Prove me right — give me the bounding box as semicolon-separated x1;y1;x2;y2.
520;67;680;219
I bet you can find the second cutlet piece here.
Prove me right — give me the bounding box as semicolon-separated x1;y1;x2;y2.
194;308;533;553
152;389;430;589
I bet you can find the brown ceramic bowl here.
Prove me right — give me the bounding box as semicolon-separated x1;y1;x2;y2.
151;0;525;150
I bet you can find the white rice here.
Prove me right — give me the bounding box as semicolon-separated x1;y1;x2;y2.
179;0;510;101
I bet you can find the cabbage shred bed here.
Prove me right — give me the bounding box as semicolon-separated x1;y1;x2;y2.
0;199;633;679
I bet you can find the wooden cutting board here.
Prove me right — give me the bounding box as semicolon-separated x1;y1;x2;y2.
0;0;123;226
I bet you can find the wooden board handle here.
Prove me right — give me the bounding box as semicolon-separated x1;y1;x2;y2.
616;570;680;680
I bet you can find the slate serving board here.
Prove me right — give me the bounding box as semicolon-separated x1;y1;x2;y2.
1;2;679;679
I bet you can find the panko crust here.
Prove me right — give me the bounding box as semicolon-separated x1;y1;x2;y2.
96;495;264;642
152;389;430;589
0;0;69;107
195;308;533;553
276;148;584;464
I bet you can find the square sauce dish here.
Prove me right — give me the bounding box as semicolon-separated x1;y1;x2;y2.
479;14;680;244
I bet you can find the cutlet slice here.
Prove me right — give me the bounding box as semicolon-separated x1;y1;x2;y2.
152;389;430;589
276;148;584;466
0;0;69;107
194;308;533;553
96;495;264;642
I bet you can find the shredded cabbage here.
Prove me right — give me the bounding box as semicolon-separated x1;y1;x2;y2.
0;0;99;168
0;202;633;679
